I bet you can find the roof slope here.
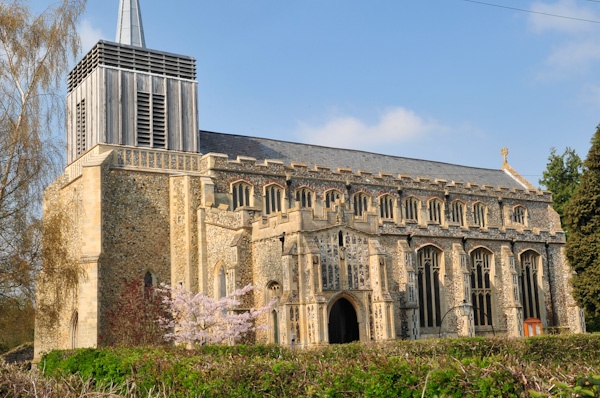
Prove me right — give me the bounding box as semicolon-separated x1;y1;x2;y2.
199;130;526;189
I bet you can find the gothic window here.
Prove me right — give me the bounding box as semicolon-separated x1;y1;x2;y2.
143;271;157;299
264;184;283;215
76;99;86;156
450;200;465;226
266;281;282;344
69;311;78;349
379;195;394;220
232;181;252;210
427;198;443;224
404;197;420;222
353;192;370;217
473;202;487;228
325;190;342;209
470;248;494;327
216;265;226;299
295;187;314;208
520;251;541;319
137;91;166;149
417;246;442;328
512;205;527;225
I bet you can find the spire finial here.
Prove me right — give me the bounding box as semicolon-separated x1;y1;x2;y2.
116;0;146;48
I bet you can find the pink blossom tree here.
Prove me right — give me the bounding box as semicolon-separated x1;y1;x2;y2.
158;284;274;345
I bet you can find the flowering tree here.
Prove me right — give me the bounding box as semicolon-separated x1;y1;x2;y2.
159;284;274;345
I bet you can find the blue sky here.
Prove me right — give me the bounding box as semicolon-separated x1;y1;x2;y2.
45;0;600;187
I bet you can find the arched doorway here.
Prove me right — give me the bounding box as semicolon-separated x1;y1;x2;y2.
328;298;359;344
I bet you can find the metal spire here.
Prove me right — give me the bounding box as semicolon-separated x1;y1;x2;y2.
116;0;146;48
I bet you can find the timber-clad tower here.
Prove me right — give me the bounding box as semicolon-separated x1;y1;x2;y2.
35;0;585;361
66;0;198;164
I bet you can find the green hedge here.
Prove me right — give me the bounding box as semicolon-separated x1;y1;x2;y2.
40;335;600;397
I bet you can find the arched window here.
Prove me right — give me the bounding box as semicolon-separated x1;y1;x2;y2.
295;187;314;208
266;281;282;344
520;250;541;320
353;192;370;217
512;205;526;225
450;200;465;226
325;190;342;209
379;195;394;220
404;197;420;222
144;271;155;298
417;246;442;328
264;184;283;215
473;202;487;228
427;198;443;224
470;248;493;327
232;181;252;210
69;311;78;349
217;265;226;298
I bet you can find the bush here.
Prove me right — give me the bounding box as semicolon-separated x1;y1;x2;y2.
36;335;600;397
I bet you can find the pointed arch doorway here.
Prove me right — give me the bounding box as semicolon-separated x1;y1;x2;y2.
328;298;359;344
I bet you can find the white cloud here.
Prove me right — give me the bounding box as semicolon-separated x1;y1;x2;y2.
529;0;598;34
544;39;600;76
295;107;441;150
78;19;104;54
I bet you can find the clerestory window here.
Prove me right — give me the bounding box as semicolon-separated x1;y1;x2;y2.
295;187;314;208
325;190;342;209
232;181;252;210
473;202;487;228
379;195;394;220
427;198;443;224
512;205;526;225
264;184;284;215
353;192;370;217
404;197;420;222
450;200;465;227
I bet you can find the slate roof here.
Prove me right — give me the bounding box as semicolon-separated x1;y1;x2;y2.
199;130;526;189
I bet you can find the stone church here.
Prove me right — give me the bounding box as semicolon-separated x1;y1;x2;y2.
34;0;585;359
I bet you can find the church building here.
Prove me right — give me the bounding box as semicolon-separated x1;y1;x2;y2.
34;0;585;359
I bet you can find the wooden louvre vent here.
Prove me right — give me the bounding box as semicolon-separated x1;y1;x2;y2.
67;40;196;92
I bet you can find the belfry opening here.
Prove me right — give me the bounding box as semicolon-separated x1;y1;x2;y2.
328;298;359;344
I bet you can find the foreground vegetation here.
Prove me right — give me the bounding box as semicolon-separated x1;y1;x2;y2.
2;335;599;397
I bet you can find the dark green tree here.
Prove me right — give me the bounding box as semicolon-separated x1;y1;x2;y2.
539;147;582;230
565;125;600;331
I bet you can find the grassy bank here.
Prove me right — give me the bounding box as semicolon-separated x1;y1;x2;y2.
3;335;600;397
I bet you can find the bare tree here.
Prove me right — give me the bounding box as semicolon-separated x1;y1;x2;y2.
0;0;86;349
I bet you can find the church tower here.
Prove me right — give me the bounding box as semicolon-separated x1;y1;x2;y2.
65;0;198;164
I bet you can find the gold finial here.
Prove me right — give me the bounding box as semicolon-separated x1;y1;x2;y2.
501;147;509;165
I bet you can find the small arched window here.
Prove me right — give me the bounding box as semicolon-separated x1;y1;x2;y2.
264;184;284;215
217;266;227;298
353;192;370;217
450;200;465;226
379;195;394;220
404;197;420;222
232;181;252;210
473;202;487;228
325;190;342;209
295;187;314;208
427;198;443;224
512;205;526;225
